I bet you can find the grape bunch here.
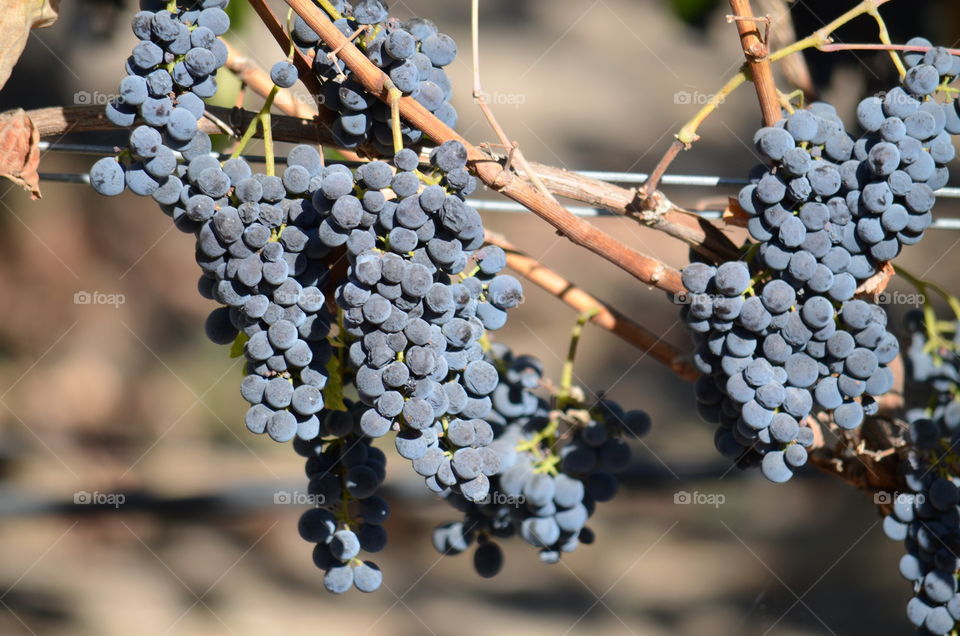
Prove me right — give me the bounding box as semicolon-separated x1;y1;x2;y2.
294;403;390;593
88;0;229;198
89;0;537;592
882;311;960;635
683;44;960;482
89;1;338;443
432;345;652;576
303;141;522;504
290;0;458;153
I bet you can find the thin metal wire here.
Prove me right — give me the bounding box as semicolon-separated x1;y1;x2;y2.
37;141;960;199
41;171;960;229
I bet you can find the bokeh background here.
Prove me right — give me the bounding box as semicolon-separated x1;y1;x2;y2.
2;0;960;634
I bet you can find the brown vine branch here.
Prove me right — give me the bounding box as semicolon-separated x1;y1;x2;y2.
641;140;683;201
756;0;816;99
523;162;742;263
485;231;698;381
728;0;781;127
27;104;327;145
283;0;684;296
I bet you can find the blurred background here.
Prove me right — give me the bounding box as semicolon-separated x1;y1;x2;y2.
2;0;960;634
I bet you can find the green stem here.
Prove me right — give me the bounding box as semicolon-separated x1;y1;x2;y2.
230;85;279;161
385;83;403;155
867;6;906;79
261;111;275;176
557;309;600;409
317;0;343;20
285;8;296;59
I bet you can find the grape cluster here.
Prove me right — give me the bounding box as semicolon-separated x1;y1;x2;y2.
89;1;229;198
89;1;339;442
299;141;521;504
684;45;960;482
433;345;652;576
89;0;533;592
294;403;390;593
291;0;458;153
882;312;960;635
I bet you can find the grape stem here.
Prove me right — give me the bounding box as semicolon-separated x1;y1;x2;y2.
556;308;600;410
866;6;906;79
386;81;403;155
316;0;342;21
229;84;279;161
261;110;275;176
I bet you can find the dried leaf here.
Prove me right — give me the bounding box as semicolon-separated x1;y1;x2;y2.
722;196;750;228
855;262;895;298
0;108;42;199
0;0;59;91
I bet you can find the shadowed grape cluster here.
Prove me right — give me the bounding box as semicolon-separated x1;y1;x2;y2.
882;310;960;635
432;345;651;576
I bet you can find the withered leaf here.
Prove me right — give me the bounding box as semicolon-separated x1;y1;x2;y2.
0;108;42;199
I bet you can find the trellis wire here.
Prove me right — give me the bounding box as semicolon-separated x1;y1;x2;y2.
35;142;960;229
